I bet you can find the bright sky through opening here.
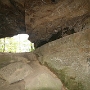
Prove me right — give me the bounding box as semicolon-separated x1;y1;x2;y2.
0;34;35;53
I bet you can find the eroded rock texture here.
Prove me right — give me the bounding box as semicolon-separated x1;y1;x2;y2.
0;0;90;47
35;29;90;90
0;52;65;90
0;0;25;38
25;0;90;47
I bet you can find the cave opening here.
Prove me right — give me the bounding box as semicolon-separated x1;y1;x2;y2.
0;34;35;53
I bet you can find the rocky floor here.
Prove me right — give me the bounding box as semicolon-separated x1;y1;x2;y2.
0;53;66;90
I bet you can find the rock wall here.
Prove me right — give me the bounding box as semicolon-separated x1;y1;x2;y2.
0;0;90;47
0;52;65;90
25;0;90;47
35;29;90;90
0;0;25;38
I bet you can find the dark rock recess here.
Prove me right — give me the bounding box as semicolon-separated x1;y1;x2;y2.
0;0;90;48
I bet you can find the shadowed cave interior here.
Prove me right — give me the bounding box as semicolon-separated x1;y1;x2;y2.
0;0;90;90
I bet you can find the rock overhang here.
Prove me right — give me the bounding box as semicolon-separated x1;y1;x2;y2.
0;0;90;48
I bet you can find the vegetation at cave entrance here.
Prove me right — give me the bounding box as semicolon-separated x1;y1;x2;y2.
0;34;35;53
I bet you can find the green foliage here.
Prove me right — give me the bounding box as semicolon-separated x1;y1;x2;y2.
0;34;35;53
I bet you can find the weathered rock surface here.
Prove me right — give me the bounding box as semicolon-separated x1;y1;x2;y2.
0;78;25;90
0;52;37;69
24;61;65;90
0;52;66;90
25;0;90;47
35;29;90;90
0;62;33;84
0;0;90;47
0;0;25;38
0;0;90;90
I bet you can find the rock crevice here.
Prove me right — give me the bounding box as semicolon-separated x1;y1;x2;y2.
0;0;90;47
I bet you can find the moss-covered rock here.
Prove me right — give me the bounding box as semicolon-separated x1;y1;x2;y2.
35;29;90;90
45;62;84;90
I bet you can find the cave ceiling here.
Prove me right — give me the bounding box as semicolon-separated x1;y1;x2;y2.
0;0;90;48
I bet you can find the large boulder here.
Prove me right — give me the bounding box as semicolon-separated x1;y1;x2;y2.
35;29;90;90
24;61;65;90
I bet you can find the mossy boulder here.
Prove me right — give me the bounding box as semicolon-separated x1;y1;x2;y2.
35;29;90;90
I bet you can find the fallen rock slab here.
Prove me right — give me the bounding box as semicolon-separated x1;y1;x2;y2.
0;62;33;84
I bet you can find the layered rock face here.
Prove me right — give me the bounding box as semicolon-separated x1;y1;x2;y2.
0;0;90;47
35;29;90;90
0;0;25;38
25;0;90;47
0;1;90;90
0;52;65;90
